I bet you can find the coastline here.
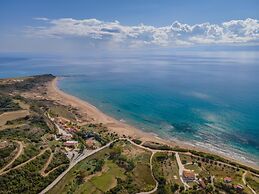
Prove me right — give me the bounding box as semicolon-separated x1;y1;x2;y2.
48;77;259;170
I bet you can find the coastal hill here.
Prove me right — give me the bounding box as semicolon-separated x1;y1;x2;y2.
0;74;258;194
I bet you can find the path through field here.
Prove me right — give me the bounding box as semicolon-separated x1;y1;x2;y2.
0;140;24;173
0;147;50;176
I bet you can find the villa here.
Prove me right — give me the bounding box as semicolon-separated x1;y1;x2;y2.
64;140;78;148
85;138;97;149
61;134;73;140
224;177;232;183
183;170;195;182
234;184;244;191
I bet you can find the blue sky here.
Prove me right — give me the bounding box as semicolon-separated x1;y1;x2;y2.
1;0;259;26
0;0;259;55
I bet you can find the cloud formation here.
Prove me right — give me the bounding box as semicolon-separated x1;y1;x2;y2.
27;18;259;47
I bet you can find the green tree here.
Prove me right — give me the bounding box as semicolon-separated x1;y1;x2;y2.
171;183;179;192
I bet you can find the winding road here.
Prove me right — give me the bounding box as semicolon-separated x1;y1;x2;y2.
40;138;160;194
0;147;50;176
136;151;158;194
39;138;258;194
40;152;54;177
0;140;24;174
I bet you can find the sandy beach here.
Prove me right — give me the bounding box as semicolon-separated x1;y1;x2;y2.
47;77;259;170
47;78;163;142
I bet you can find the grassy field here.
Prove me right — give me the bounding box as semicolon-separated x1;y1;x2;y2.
47;147;112;194
48;140;155;194
153;152;183;193
203;162;243;183
90;160;126;192
184;163;202;174
246;172;259;193
14;99;30;110
179;153;193;165
49;105;76;121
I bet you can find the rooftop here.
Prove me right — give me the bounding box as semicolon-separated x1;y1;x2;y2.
183;170;195;179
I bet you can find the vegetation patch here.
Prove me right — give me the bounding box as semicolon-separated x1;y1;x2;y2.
142;141;172;150
0;141;18;169
0;95;21;114
153;152;183;194
10;143;41;168
245;173;259;193
0;149;65;194
45;150;70;172
49;140;155;194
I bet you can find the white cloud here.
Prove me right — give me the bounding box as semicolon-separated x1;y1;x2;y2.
34;17;49;21
27;18;259;47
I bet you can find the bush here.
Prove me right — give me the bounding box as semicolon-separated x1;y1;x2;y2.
132;139;142;145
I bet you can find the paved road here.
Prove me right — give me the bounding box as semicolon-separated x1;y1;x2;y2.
39;141;114;194
40;138;259;194
40;138;160;194
175;152;189;189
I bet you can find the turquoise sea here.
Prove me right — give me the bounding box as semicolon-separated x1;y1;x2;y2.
1;52;259;165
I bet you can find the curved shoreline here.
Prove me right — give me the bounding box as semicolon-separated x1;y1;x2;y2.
48;77;259;170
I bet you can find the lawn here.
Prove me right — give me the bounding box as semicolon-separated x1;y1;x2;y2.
179;153;193;165
91;160;126;192
184;163;202;174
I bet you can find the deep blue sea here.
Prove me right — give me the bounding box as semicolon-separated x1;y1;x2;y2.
1;52;259;165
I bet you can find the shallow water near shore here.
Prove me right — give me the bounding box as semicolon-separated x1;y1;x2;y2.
1;52;259;165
